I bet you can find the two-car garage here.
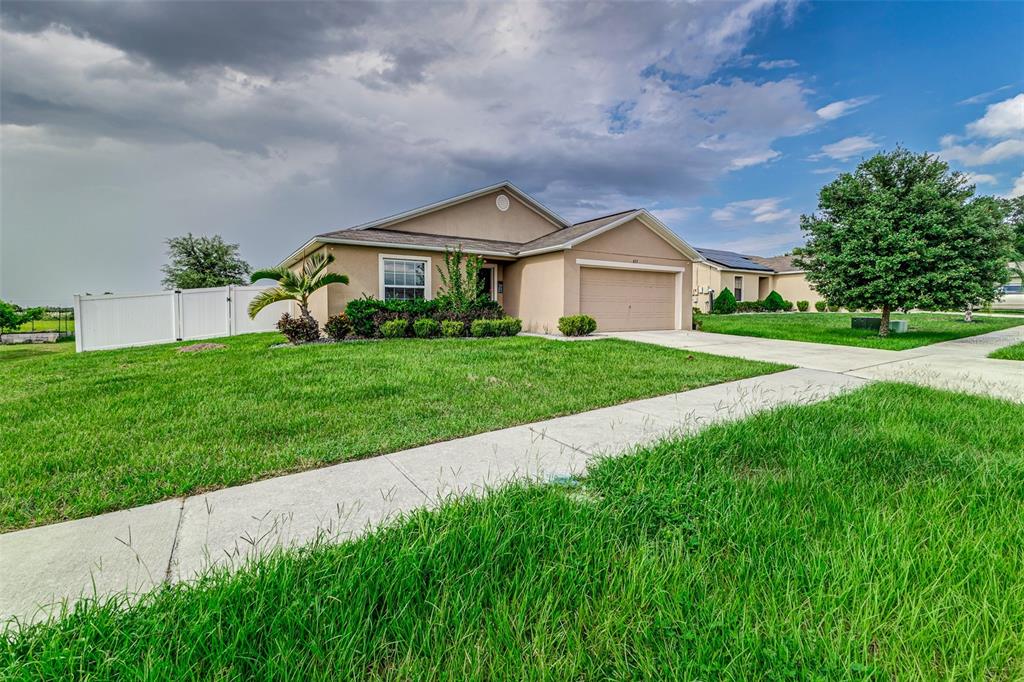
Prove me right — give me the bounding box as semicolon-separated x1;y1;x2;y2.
577;260;684;332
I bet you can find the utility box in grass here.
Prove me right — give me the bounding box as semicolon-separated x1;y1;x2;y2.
851;317;908;333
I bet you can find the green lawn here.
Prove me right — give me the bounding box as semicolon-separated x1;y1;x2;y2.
0;339;74;363
4;383;1023;679
0;333;781;531
990;341;1024;361
14;319;75;333
695;312;1024;350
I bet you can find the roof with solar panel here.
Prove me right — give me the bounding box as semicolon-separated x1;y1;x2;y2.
694;247;775;272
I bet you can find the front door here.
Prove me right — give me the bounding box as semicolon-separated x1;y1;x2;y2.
477;267;494;301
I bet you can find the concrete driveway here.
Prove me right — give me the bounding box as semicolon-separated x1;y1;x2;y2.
606;325;1024;403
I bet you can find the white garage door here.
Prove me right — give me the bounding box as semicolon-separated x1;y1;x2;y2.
580;267;677;331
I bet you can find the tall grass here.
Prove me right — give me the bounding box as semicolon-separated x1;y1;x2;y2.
4;383;1023;679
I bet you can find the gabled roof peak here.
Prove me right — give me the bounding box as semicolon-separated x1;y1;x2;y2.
319;181;569;237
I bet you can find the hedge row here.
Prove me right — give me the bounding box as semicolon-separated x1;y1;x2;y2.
344;296;503;338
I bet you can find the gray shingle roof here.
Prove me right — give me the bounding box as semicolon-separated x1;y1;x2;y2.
516;210;638;252
695;247;774;272
747;254;803;272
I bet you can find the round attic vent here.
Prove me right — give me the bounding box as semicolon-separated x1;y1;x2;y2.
495;194;510;211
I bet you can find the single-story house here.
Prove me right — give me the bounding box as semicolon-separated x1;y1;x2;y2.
692;248;824;312
280;182;704;333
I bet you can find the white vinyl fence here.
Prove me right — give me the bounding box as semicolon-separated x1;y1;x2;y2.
73;285;294;352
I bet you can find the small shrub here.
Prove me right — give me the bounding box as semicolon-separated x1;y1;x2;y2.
323;313;352;341
558;314;598;336
814;300;827;312
496;317;522;336
782;299;794;311
736;301;765;313
797;300;809;312
470;319;499;337
413;318;440;338
276;313;321;344
380;319;408;339
827;303;841;312
345;297;387;337
763;290;786;312
692;307;703;318
712;289;737;314
440;320;465;337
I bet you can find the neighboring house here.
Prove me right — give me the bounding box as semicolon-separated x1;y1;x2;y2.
280;182;703;333
993;269;1024;311
692;248;824;312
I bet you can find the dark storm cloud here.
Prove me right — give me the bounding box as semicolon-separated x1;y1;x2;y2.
356;42;456;91
2;0;825;304
0;0;380;76
447;141;719;211
0;0;463;151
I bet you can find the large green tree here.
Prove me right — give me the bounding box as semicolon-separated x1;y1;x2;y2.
161;233;251;290
795;149;1013;336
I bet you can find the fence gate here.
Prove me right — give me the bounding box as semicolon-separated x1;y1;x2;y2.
73;285;293;352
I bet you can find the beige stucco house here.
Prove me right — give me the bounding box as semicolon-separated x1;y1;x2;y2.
280;182;703;333
692;248;823;312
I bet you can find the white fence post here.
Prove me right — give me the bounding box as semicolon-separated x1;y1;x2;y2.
73;294;83;353
228;285;236;336
173;291;183;341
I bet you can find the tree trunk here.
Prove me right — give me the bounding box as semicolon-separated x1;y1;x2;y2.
963;304;973;323
878;305;891;338
298;299;315;325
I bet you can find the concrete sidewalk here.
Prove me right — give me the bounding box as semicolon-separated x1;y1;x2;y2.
1;367;863;626
609;325;1024;403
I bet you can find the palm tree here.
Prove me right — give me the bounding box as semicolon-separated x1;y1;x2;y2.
248;252;348;322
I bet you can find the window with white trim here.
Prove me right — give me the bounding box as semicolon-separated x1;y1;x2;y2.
382;258;428;300
733;276;743;302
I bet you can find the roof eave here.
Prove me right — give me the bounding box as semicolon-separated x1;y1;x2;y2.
633;210;705;261
277;237;518;268
703;261;775;274
282;204;707;267
518;209;705;261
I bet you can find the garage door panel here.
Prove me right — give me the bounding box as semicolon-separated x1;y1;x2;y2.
580;267;676;332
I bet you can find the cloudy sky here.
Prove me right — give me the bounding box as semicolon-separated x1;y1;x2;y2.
1;1;1021;305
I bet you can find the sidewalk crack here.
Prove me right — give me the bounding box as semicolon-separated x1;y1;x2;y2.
527;427;593;457
844;354;932;374
383;456;431;499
